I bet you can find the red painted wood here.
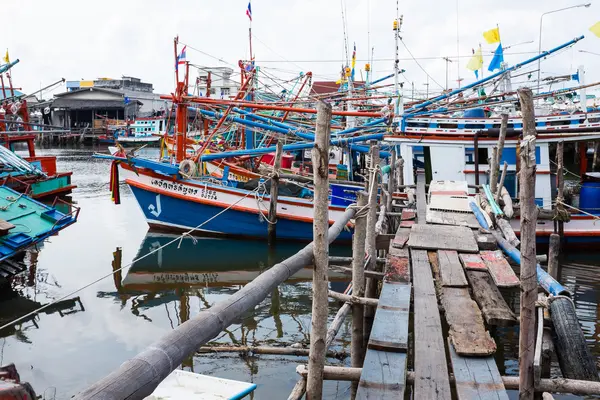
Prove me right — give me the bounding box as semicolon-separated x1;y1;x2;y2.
480;250;520;288
459;253;487;271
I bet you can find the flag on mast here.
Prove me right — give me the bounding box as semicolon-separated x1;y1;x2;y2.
246;1;252;21
488;43;504;72
466;46;483;79
3;49;9;64
350;43;357;81
483;27;501;44
590;21;600;37
176;45;186;71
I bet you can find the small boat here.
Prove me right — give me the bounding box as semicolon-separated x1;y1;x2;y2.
145;369;256;400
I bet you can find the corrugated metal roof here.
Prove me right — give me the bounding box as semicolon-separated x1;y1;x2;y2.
51;99;142;110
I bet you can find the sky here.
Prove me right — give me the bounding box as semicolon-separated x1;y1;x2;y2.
3;0;600;100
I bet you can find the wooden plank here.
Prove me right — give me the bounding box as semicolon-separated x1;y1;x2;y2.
534;296;545;387
407;224;479;253
459;253;487;271
356;349;407;399
391;228;410;249
438;250;468;287
448;339;509;400
401;209;416;221
441;287;497;356
480;250;520;288
367;282;410;352
411;249;451;399
426;209;480;228
466;270;517;327
416;174;426;224
384;255;410;282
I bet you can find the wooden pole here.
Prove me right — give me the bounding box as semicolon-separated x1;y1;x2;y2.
490;146;499;194
297;366;600;395
197;345;347;358
329;290;378;307
268;141;283;245
387;149;396;211
351;191;367;399
495;161;508;204
76;210;356;399
547;233;560;280
556;141;565;239
306;100;332;400
518;87;538;400
364;140;380;345
497;113;508;169
397;158;404;186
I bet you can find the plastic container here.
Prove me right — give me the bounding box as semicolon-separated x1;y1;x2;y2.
579;176;600;214
330;183;361;207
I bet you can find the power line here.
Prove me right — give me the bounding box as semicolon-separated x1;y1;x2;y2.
399;38;445;90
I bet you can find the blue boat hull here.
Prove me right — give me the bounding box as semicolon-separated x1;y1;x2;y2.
129;185;353;241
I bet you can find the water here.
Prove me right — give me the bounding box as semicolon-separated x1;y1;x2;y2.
1;145;599;399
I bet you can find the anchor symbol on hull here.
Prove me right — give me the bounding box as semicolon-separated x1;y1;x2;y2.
148;194;162;217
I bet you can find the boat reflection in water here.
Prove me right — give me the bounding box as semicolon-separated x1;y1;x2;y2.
117;233;351;293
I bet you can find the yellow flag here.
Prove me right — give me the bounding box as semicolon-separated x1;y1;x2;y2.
466;47;483;71
590;21;600;38
2;49;9;64
483;27;501;44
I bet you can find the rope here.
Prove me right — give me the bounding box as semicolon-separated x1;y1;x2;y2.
0;179;271;331
555;199;600;222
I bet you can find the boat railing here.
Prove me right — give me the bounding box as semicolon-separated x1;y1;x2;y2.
1;175;31;195
49;197;81;229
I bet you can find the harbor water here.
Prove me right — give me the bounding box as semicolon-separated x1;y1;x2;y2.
1;145;599;399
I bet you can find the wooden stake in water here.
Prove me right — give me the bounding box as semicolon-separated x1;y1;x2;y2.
351;191;368;399
268;140;283;245
306;100;332;400
364;140;380;345
518;87;538;400
386;149;396;212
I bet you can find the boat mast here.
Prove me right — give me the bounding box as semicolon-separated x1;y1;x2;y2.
393;15;403;116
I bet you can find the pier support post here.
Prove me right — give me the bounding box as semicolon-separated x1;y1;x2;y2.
494;113;509;192
351;191;368;399
489;147;498;193
397;158;404;187
364;140;380;345
548;233;560;280
518;87;538;400
386;149;396;212
306;100;332;400
268;141;283;245
556;141;565;240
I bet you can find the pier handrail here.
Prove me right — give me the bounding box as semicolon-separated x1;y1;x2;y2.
75;207;357;400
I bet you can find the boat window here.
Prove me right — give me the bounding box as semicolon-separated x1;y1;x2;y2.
464;124;485;129
439;123;458;129
159;120;164;131
465;147;488;165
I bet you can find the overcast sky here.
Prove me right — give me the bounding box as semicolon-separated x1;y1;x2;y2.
3;0;600;99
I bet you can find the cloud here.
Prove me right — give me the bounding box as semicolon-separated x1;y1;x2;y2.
2;0;598;98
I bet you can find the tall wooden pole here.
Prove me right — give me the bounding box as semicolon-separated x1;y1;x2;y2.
306;100;332;400
490;146;498;193
268;141;283;245
363;140;380;344
518;87;538;400
386;149;396;212
548;233;560;280
351;191;368;399
556;141;565;239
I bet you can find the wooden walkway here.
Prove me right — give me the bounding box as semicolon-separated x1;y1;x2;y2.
358;177;515;399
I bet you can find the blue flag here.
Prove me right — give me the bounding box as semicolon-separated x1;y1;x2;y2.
488;43;504;72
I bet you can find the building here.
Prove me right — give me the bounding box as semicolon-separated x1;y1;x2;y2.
65;76;170;115
196;67;239;98
51;87;142;131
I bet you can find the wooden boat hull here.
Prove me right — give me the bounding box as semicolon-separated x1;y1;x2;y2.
121;164;352;241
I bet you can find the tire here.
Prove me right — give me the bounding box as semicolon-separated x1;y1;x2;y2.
549;296;599;381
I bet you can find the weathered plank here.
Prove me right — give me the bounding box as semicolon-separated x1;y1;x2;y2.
385;255;410;282
367;282;410;352
426;209;480;228
480;250;520;288
441;287;497;356
356;349;407;399
438;250;468;287
411;248;451;399
459;253;487;271
448;339;509;400
391;227;410;249
466;270;517;327
416;174;427;224
476;233;498;250
407;224;479;253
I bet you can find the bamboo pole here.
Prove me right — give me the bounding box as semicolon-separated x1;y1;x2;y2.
76;213;356;399
197;345;347;358
296;366;600;395
387;149;396;211
351;191;368;399
556;141;565;239
268;141;284;245
490;146;499;194
329;264;384;280
547;233;560;280
328;290;378;307
518;87;538;400
364;141;380;345
306;100;332;400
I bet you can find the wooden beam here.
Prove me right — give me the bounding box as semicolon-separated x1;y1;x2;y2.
329;264;384;280
465;270;517;327
328;290;378;307
407;224;479;253
438;250;468;287
411;248;451;399
480;250;520;288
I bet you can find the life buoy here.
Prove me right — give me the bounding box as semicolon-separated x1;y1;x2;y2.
179;160;197;177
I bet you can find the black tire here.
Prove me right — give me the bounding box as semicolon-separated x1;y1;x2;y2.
550;296;599;381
